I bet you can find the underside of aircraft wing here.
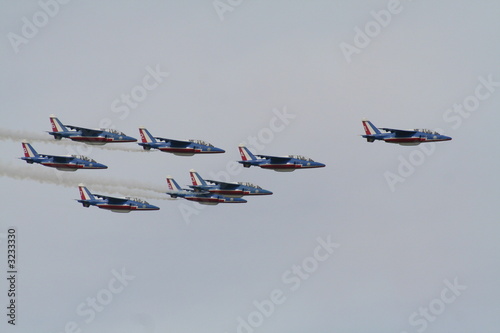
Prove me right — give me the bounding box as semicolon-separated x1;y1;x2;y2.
154;137;190;147
379;128;417;136
65;125;104;136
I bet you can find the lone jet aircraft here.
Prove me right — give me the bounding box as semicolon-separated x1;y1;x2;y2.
189;169;272;197
361;119;452;145
20;141;107;171
137;127;225;156
166;176;247;205
77;184;159;212
237;145;326;172
48;115;137;145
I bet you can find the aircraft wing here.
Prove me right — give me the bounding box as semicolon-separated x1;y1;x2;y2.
379;128;417;136
188;185;206;190
154;137;190;147
188;187;212;194
167;188;209;195
39;154;74;162
205;180;240;189
65;125;104;136
193;192;215;197
256;155;292;164
93;194;128;203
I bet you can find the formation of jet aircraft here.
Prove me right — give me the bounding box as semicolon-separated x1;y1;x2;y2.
77;184;160;212
237;145;326;171
48;115;137;145
16;115;454;212
138;127;225;156
361;120;452;145
166;176;247;204
189;169;272;197
20;141;107;171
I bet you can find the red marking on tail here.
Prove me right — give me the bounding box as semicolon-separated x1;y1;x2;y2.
139;129;147;143
239;147;247;161
50;118;59;132
79;187;86;200
22;143;30;157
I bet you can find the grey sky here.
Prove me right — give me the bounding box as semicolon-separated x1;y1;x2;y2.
1;1;500;332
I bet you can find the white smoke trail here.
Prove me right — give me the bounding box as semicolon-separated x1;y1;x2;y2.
0;128;147;153
0;160;168;201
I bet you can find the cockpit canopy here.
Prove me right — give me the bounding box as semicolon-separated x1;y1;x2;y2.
125;197;150;204
188;139;214;147
413;129;441;135
71;155;96;163
288;155;314;162
237;182;262;189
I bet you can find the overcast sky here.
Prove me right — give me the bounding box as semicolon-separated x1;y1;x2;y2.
1;1;500;332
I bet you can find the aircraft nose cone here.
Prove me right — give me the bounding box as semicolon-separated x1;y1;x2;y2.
316;162;326;168
444;136;452;141
216;147;225;153
263;190;273;195
98;164;108;169
126;136;138;142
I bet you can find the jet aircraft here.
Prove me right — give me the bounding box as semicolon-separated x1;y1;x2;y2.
20;141;107;171
48;115;137;145
137;127;225;156
361;119;452;145
237;145;326;172
166;176;247;205
76;184;159;212
189;169;272;197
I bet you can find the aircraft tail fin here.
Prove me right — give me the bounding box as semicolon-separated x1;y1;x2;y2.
362;119;381;135
189;169;208;186
78;183;95;201
49;114;69;132
22;141;38;157
238;144;257;161
166;176;182;191
138;127;157;143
